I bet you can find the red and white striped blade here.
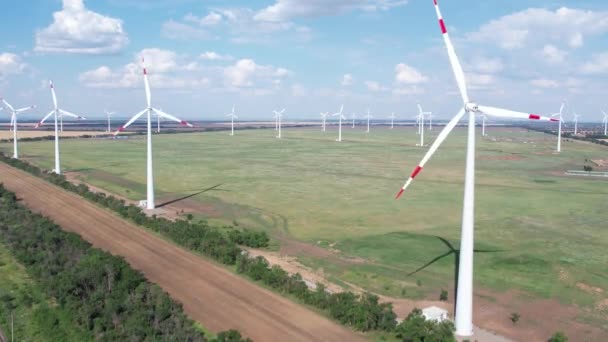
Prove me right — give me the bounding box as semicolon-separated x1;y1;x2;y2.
49;81;58;109
114;109;147;136
477;105;557;122
142;59;152;109
152;108;193;127
59;109;86;120
396;107;466;199
35;110;55;128
433;0;469;104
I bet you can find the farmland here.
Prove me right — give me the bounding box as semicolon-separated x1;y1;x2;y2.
1;125;607;333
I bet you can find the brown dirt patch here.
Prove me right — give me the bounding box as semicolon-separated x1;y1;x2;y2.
0;163;363;342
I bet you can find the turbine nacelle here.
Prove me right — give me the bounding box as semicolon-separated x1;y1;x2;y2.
465;102;479;113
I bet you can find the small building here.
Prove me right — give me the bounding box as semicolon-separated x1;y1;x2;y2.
422;306;449;322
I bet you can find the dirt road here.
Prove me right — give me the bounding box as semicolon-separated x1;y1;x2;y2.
0;163;364;342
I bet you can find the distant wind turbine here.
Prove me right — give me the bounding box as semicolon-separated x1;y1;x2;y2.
35;81;86;174
365;109;372;133
227;105;238;136
332;105;345;142
351;113;356;128
113;59;193;210
551;103;565;152
320;112;329;132
479;114;487;137
388;112;396;129
105;110;114;133
1;97;36;159
573;113;581;135
417;104;431;147
274;108;285;139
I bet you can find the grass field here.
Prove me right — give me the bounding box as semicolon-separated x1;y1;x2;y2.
2;125;607;324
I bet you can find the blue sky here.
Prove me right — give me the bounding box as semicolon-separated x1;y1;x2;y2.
0;0;607;121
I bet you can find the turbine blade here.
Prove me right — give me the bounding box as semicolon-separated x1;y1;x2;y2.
15;105;36;113
396;107;466;199
59;109;86;120
50;81;58;109
433;0;469;104
142;59;152;108
477;105;557;122
114;109;147;135
0;98;15;112
35;110;55;128
152;108;193;127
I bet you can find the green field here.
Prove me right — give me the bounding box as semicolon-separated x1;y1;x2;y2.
2;126;607;320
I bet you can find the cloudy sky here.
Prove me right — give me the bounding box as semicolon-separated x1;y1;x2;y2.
0;0;607;121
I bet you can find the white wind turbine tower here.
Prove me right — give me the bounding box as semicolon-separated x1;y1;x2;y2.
480;114;487;137
388;112;396;129
0;97;36;159
227;106;238;136
417;104;431;147
333;105;345;142
273;108;285;139
395;0;558;337
428;112;434;131
602;110;608;136
113;59;193;210
573;112;581;135
351;113;356;128
105;110;114;133
320;112;329;132
36;81;86;174
365;109;372;133
552;103;565;152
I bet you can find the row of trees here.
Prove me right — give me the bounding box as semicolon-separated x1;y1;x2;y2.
0;153;456;339
0;183;251;341
531;127;608;147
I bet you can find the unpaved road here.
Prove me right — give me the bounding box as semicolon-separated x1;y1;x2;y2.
0;163;364;342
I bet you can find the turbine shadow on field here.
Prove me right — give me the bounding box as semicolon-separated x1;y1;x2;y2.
408;236;504;310
156;184;226;208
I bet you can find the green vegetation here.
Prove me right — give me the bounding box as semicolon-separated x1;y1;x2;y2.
394;308;455;342
0;243;89;341
2;127;607;323
0;183;249;341
548;331;568;342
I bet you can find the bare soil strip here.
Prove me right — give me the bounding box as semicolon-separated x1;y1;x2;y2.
0;163;364;342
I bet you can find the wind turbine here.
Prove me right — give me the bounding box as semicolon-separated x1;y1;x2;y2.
333;105;345;142
551;103;565;152
428;112;434;131
395;1;557;337
479;114;487;137
227;106;238;136
113;59;193;210
365;109;372;133
388;112;396;129
273;109;285;139
417;104;431;147
602;110;608;136
573;113;581;135
35;81;86;174
351;113;356;128
0;97;36;159
320;112;329;132
105;110;114;133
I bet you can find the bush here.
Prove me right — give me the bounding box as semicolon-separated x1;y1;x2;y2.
440;289;448;301
395;308;455;342
548;331;568;342
510;312;520;324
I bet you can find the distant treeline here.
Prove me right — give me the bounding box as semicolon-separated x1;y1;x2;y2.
0;183;252;342
526;127;608;147
0;153;456;340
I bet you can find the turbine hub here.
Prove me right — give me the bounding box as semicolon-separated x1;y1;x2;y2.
465;102;479;112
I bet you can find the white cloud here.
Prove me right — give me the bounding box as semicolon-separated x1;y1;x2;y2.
530;78;559;88
468;56;503;74
185;12;223;26
161;20;214;40
0;53;27;78
365;81;388;92
291;84;308;97
341;73;354;86
581;52;608;75
541;45;567;64
394;63;428;84
223;59;291;88
468;7;608;50
254;0;407;22
35;0;128;54
200;51;234;61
